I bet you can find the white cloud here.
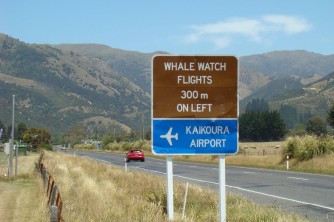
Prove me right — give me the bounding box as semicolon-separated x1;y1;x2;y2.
213;37;231;49
183;14;312;49
263;15;312;34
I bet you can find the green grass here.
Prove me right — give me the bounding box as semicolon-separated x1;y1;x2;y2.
0;152;49;222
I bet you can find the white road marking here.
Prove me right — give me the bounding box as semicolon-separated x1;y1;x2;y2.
132;166;334;212
243;171;257;174
226;185;334;211
287;177;309;181
77;154;334;212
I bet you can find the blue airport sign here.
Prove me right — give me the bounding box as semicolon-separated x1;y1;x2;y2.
152;119;238;155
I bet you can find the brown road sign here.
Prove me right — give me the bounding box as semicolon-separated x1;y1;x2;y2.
152;55;238;119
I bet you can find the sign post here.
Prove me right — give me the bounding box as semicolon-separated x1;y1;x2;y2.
152;55;238;221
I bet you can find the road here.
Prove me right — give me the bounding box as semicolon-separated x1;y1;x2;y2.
62;149;334;221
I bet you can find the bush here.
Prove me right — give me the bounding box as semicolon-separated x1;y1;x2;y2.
283;137;301;159
318;136;334;155
298;135;319;161
39;143;53;151
74;143;95;150
283;135;334;161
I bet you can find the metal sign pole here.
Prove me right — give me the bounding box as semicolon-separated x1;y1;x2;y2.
166;155;174;221
12;95;16;175
219;155;226;222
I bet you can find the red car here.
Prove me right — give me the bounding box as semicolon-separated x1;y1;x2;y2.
126;149;145;162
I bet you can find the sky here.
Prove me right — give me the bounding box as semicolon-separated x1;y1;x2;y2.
1;0;334;56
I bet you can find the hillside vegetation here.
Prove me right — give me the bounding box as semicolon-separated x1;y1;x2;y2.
0;34;151;137
1;33;334;139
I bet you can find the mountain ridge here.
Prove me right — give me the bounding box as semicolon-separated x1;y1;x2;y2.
1;33;334;137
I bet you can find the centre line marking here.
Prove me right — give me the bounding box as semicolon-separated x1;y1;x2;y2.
243;171;256;174
287;177;309;181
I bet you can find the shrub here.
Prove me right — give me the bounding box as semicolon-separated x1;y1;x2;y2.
298;135;319;161
283;135;334;161
318;136;334;155
74;143;95;149
283;137;302;159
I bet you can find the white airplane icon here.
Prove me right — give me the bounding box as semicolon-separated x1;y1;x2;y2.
160;127;178;146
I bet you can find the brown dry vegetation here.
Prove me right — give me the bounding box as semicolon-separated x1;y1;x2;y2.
0;150;313;221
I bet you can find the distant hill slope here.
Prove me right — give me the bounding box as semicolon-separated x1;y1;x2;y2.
0;34;150;137
54;44;167;93
241;77;304;105
269;71;334;117
240;50;334;78
1;33;334;137
239;51;334;117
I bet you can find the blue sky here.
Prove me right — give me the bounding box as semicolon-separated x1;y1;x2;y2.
1;0;333;56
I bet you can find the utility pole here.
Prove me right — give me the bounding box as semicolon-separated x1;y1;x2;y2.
8;95;15;177
142;113;144;140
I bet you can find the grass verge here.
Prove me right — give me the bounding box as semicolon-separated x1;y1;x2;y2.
0;152;48;222
38;151;309;222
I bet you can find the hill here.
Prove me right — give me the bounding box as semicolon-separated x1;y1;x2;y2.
0;34;151;137
239;51;334;118
240;50;334;78
53;44;167;93
269;71;334;118
1;33;334;137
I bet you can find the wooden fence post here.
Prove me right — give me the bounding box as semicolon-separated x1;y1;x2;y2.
50;185;57;206
42;168;48;191
50;205;58;222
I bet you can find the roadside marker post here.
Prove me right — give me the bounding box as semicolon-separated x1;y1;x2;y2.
152;55;238;221
182;182;189;220
124;158;128;172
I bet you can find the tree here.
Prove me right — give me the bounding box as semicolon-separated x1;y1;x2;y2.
264;111;286;140
245;98;269;113
240;99;286;141
0;120;7;142
239;111;286;141
22;128;51;151
279;104;298;129
144;128;151;140
17;122;28;141
63;124;86;146
306;116;327;136
327;104;334;129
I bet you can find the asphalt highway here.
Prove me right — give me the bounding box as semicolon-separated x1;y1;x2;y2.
63;150;334;221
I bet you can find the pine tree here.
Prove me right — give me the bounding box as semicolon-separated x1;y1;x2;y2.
240;100;286;141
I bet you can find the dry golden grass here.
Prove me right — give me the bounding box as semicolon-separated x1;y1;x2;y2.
0;150;311;221
38;151;308;222
291;154;334;174
226;155;283;169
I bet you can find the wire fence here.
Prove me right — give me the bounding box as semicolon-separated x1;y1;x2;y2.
36;151;64;222
239;145;283;156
